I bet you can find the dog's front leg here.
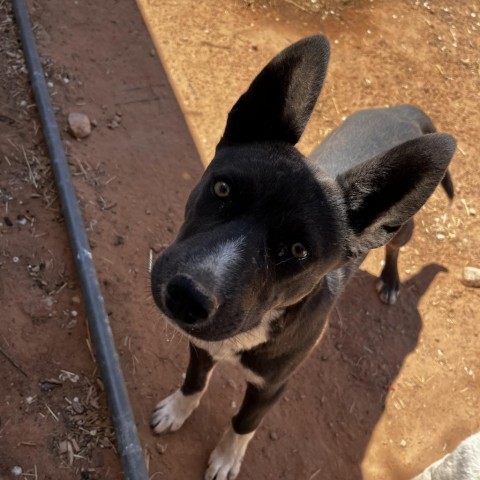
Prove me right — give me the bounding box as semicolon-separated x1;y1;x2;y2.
206;381;286;480
151;342;215;434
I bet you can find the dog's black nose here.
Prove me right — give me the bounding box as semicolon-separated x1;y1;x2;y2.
165;275;214;324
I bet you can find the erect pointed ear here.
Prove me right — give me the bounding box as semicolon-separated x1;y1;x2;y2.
337;133;456;258
218;35;330;147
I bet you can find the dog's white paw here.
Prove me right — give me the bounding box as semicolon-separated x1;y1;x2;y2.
205;427;255;480
150;389;202;434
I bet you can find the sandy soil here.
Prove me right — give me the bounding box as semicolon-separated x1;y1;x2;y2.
1;0;479;479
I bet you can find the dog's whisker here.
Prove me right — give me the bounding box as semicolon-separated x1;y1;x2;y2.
275;256;296;266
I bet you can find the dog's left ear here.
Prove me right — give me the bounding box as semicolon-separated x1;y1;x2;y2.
218;35;330;147
337;133;456;258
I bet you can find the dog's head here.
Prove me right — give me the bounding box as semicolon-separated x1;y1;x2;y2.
151;36;455;342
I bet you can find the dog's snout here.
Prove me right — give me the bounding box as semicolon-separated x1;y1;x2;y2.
165;275;215;324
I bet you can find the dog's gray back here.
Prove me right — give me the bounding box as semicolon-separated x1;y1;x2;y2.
310;105;436;177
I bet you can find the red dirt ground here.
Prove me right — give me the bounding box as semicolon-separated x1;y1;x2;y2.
1;1;479;479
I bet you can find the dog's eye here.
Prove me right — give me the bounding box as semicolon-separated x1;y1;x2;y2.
213;180;230;198
291;242;309;259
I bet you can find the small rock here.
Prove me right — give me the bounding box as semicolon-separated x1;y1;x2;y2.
17;214;27;225
107;114;122;130
40;380;62;392
269;431;278;441
72;296;81;304
462;267;480;288
11;466;23;476
68;112;92;139
400;439;407;447
72;397;84;414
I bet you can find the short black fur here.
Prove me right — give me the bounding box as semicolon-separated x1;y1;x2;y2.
149;35;456;479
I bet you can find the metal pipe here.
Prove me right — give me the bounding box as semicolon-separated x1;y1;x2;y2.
12;1;149;478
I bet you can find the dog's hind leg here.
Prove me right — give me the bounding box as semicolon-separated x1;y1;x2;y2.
205;382;286;480
376;218;415;305
151;342;215;434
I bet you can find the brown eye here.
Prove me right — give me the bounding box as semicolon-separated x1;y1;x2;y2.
291;242;309;259
214;181;230;198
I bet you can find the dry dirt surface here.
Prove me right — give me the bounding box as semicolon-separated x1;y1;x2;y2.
1;0;479;479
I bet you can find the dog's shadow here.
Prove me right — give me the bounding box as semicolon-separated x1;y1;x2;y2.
245;263;447;480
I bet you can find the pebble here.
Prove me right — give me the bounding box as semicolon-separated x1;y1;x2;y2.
462;267;480;288
269;431;278;441
68;112;92;139
72;397;84;414
11;466;22;476
107;114;122;129
400;439;407;447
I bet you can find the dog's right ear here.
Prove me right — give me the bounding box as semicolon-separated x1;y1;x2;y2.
218;35;330;147
337;133;456;258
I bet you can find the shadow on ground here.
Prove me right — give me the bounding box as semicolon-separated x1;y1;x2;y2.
252;263;447;479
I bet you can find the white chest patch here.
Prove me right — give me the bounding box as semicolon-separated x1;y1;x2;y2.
190;309;284;386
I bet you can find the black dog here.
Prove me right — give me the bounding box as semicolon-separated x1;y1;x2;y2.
150;35;455;480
